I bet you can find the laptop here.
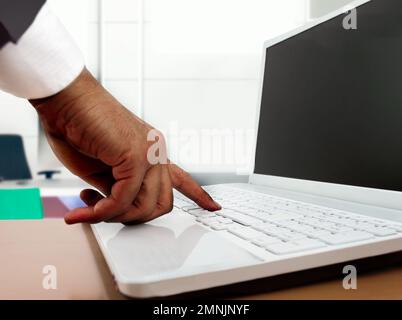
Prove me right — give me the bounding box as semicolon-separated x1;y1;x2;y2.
90;0;402;298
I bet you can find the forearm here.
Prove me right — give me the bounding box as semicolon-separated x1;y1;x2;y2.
30;68;149;147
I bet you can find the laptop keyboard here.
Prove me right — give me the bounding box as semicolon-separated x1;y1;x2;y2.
173;186;402;255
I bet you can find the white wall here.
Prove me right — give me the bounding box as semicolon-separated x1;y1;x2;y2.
0;0;309;177
143;0;307;174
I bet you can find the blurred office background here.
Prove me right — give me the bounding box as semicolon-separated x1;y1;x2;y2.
0;0;356;180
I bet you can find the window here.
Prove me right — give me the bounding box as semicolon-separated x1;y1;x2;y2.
1;0;308;174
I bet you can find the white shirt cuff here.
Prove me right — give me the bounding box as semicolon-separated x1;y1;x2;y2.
0;2;85;99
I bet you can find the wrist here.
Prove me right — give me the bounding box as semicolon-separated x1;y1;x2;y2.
29;68;101;134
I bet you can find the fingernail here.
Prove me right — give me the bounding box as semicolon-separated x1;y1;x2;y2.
86;190;99;200
64;217;74;225
213;201;222;210
87;192;97;200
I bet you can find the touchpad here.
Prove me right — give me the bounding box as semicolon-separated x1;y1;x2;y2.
93;213;262;282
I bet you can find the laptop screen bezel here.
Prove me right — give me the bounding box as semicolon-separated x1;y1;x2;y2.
248;0;402;211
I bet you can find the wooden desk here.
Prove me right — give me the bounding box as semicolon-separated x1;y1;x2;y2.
0;220;124;300
1;219;402;300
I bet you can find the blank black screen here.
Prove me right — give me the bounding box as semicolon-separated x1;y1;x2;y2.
255;0;402;191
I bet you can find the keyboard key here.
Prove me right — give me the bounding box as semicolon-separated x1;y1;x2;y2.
173;198;192;209
189;210;217;218
258;213;302;222
252;222;278;233
251;234;282;247
279;232;307;241
316;231;373;245
188;208;209;214
331;219;362;228
355;227;397;237
217;210;262;226
264;239;326;255
178;186;402;255
285;223;316;233
389;225;402;232
182;205;201;212
301;229;333;238
228;225;262;240
174;192;189;201
215;217;233;224
248;203;275;211
252;224;300;240
241;209;265;218
209;222;229;231
354;222;377;229
322;224;354;233
196;217;217;225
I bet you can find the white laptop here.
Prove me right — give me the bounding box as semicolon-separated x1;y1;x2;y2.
91;0;402;298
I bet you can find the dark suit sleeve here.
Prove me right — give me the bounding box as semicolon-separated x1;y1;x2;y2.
0;0;46;49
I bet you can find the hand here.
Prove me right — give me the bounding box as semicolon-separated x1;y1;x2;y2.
30;68;221;224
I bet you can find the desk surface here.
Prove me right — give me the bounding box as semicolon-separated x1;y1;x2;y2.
1;219;402;300
0;179;88;196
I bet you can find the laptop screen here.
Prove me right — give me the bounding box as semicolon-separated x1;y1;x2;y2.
254;0;402;192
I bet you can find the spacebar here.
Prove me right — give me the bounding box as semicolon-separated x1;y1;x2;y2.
217;210;261;226
316;231;374;245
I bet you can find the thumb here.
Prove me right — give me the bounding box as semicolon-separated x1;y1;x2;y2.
168;163;221;211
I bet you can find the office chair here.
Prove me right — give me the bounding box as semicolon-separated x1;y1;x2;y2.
0;134;32;181
0;135;61;181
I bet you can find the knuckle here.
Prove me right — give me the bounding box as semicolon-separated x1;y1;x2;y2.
120;149;136;163
138;201;157;216
89;216;105;224
155;187;174;215
114;208;142;224
160;197;174;214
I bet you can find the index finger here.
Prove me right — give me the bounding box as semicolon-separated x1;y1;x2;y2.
168;164;221;211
